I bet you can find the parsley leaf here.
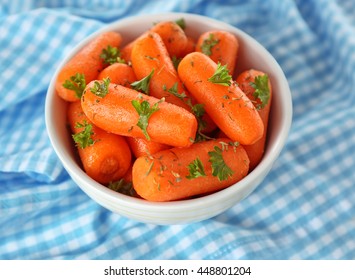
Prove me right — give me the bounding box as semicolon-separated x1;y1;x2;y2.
90;78;110;98
200;33;219;56
100;45;125;65
131;69;154;95
186;157;206;179
163;82;187;100
62;73;86;99
208;146;234;181
172;56;182;70
72;120;96;149
175;18;186;30
250;74;270;109
208;62;232;86
108;179;137;197
131;98;161;140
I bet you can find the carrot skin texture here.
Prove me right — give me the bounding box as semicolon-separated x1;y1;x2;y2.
67;101;131;184
132;138;249;202
56;32;122;102
178;52;264;145
196;30;239;74
126;137;170;158
98;63;136;88
236;69;272;170
131;32;191;110
150;21;188;58
81;82;198;147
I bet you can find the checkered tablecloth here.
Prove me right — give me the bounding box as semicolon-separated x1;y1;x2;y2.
1;0;355;259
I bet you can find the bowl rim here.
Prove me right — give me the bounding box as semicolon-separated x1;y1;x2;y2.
45;12;292;213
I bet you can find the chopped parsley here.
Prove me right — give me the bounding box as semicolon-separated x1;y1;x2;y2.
208;62;232;86
175;18;186;30
62;73;86;99
130;69;154;95
163;82;187;100
131;98;161;140
72;120;96;149
208;146;234;181
250;74;270;109
108;179;137;197
200;33;219;56
186;157;206;179
90;78;110;97
100;45;125;65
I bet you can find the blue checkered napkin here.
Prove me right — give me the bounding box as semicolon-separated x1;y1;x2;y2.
1;0;355;260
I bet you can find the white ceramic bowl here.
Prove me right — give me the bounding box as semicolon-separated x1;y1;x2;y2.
45;12;292;225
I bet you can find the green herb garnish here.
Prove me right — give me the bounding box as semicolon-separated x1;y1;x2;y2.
130;69;154;95
131;98;161;140
175;18;186;30
208;146;234;181
208;62;232;86
186;157;206;179
250;74;270;109
72;120;96;149
62;73;86;99
108;179;137;197
90;78;110;97
172;56;182;70
163;82;187;100
100;45;125;65
200;33;219;56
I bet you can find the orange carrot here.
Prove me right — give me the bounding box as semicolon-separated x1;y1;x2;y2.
236;69;272;170
131;31;190;110
180;36;196;57
178;52;264;145
67;101;131;184
56;31;122;102
120;20;188;63
132;138;249;202
196;30;239;74
98;62;136;88
150;21;188;58
126;137;170;158
81;80;197;147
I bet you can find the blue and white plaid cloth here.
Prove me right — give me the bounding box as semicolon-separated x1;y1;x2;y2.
1;0;354;260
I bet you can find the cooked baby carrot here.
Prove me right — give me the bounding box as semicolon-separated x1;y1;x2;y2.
67;101;131;184
196;30;239;74
81;80;197;147
131;31;190;110
98;63;136;88
56;31;122;102
150;20;188;58
178;52;264;145
126;137;170;158
180;36;196;58
236;69;272;170
132;138;249;202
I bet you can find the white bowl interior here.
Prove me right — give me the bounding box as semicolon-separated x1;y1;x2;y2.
45;13;292;225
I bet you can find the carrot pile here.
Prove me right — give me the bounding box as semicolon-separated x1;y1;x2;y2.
56;18;272;202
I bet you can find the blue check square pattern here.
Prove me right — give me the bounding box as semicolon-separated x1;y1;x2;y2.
0;0;354;259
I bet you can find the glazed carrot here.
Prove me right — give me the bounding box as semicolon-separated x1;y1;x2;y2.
120;20;188;63
126;137;170;158
132;138;249;202
56;31;122;102
131;31;190;110
236;69;272;170
81;80;197;147
196;30;239;74
150;21;188;58
178;52;264;145
67;101;131;184
98;63;136;88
